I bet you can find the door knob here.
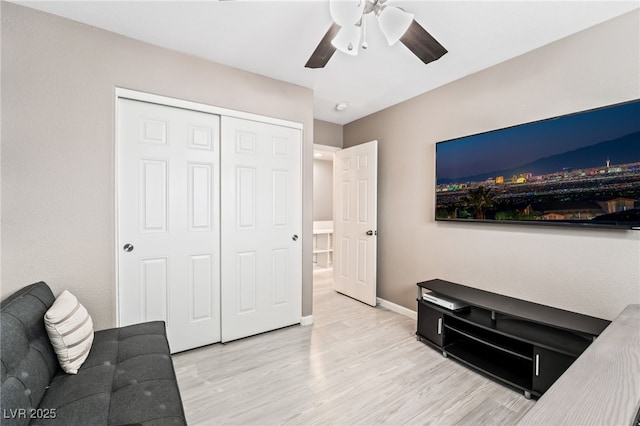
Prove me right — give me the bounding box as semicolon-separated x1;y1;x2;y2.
123;243;134;252
366;230;377;236
292;234;299;241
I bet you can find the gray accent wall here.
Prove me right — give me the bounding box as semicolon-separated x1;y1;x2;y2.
312;119;341;222
1;3;315;329
344;10;640;321
313;160;333;221
313;119;343;148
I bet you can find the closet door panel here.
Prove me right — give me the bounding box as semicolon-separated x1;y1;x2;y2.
117;98;221;353
221;116;302;342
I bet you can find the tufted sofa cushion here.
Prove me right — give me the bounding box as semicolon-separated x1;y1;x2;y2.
1;283;186;426
38;322;186;425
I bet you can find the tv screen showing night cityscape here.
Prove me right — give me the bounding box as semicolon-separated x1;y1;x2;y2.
435;99;640;229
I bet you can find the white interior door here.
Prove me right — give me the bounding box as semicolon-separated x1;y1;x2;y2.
333;141;378;306
117;98;221;353
221;116;302;342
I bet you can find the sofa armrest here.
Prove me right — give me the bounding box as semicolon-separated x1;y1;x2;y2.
517;304;640;426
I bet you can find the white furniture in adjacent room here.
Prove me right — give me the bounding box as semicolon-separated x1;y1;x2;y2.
313;221;333;269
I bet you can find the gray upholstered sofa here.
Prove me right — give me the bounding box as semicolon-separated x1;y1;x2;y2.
0;282;187;425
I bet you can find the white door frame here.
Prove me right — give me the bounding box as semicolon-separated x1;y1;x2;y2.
114;87;304;325
313;143;341;158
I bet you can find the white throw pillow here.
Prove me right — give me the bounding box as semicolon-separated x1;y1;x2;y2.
44;290;94;374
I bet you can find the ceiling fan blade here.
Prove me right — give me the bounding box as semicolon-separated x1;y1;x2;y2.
305;23;341;69
400;19;447;65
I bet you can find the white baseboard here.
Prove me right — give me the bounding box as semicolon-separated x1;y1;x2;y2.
300;315;314;326
377;297;417;320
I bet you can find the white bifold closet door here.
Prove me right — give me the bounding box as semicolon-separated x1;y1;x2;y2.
117;98;221;353
220;116;302;343
118;98;302;352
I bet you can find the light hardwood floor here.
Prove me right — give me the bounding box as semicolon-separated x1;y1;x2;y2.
173;270;535;425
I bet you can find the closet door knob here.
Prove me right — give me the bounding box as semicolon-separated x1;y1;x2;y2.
123;243;134;253
292;235;299;241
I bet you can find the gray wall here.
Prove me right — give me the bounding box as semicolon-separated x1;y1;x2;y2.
312;118;341;222
1;3;315;329
313;160;333;221
344;10;640;320
313;119;343;148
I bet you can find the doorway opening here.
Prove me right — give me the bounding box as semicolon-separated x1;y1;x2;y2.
312;144;340;273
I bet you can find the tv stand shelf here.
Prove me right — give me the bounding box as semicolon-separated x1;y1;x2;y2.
416;279;610;398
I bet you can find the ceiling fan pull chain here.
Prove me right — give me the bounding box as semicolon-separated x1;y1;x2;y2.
362;16;368;49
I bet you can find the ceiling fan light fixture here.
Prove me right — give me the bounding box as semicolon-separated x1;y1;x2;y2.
377;5;414;46
305;0;447;69
331;25;361;55
329;0;365;27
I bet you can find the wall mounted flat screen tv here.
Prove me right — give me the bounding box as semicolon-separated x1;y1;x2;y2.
435;99;640;229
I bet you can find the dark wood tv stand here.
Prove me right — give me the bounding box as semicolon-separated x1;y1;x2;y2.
416;279;611;399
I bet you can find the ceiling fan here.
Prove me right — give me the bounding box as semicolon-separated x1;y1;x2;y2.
305;0;447;69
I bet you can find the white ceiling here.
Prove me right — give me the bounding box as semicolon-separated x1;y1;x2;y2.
15;0;639;124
